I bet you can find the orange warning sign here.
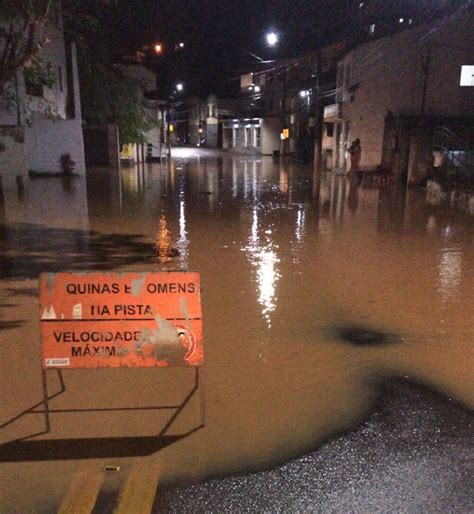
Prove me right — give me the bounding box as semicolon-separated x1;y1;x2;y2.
39;272;203;369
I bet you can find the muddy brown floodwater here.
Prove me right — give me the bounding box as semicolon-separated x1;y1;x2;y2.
0;148;473;510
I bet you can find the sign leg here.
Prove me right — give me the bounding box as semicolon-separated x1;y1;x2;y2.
41;369;51;432
198;367;205;427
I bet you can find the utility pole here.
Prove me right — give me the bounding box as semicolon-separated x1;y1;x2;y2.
313;49;323;172
280;66;288;156
167;103;172;157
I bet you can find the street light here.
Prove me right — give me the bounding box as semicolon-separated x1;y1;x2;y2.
154;43;163;54
266;32;278;47
176;82;184;92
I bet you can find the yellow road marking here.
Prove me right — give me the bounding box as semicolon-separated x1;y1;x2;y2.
114;460;160;514
58;463;104;514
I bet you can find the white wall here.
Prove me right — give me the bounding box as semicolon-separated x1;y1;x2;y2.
24;114;85;174
0;130;27;181
23;41;85;175
0;13;86;175
261;118;280;155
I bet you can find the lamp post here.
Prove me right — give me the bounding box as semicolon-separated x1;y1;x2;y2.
167;83;185;156
239;30;281;64
266;32;278;47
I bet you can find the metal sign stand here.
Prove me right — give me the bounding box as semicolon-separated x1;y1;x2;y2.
34;366;205;436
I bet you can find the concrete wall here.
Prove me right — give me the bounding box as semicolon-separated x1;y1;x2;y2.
24;114;86;174
28;15;68;120
0;17;67;124
338;11;474;172
261;118;280;155
0;13;85;176
407;129;433;185
0;128;27;181
206;122;218;147
424;15;474;117
23;40;85;175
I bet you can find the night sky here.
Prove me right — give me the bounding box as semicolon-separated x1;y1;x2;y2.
109;0;460;97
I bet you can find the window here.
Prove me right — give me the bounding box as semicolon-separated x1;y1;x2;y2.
326;123;334;137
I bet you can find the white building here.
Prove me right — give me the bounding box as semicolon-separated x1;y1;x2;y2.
116;64;165;162
221;117;280;156
0;7;86;184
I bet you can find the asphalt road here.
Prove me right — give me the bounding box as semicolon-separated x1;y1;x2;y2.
156;379;474;513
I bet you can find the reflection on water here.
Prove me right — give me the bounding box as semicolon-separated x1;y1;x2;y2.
438;248;462;305
1;150;473;487
245;206;281;328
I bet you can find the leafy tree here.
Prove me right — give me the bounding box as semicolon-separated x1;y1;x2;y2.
0;0;59;92
62;1;157;145
80;62;156;145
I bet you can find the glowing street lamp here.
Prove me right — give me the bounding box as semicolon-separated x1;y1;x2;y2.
154;43;163;54
176;83;184;92
266;32;278;47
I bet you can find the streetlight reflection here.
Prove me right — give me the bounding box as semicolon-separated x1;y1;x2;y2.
177;198;189;269
438;247;462;306
246;206;281;328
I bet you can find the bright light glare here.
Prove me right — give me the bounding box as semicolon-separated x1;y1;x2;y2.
299;90;309;98
176;83;184;91
266;32;278;46
460;65;474;86
254;85;261;93
154;43;163;53
179;42;184;48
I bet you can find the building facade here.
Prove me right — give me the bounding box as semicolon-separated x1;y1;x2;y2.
322;8;474;181
0;8;86;182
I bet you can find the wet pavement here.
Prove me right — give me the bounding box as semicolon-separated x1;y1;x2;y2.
0;148;473;512
157;379;474;513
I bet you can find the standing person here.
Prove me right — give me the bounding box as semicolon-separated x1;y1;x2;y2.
348;138;362;172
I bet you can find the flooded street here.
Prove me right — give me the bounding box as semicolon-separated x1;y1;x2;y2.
1;149;473;511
